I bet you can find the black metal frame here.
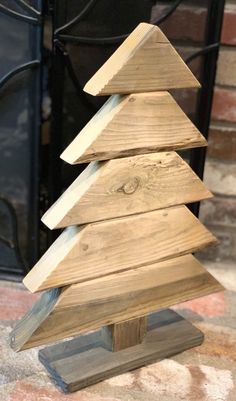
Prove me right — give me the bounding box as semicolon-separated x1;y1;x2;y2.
27;0;43;267
0;0;43;279
189;0;226;215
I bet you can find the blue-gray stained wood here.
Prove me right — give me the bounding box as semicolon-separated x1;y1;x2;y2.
38;309;204;393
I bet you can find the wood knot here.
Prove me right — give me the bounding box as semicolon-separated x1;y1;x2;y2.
81;243;89;251
118;177;140;195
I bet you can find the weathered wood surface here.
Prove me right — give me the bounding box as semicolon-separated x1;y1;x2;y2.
9;288;62;351
102;317;147;352
24;206;218;292
84;23;200;96
61;92;206;165
43;152;212;229
11;254;223;350
38;309;204;392
38;310;203;392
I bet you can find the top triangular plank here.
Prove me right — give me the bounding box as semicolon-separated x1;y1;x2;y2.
84;23;200;96
61;92;206;164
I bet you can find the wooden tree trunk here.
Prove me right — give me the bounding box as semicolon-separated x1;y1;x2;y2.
102;316;147;352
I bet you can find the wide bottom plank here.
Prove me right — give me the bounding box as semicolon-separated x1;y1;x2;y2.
39;309;204;393
11;255;222;351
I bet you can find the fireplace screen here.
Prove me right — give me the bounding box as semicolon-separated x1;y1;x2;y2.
0;0;42;279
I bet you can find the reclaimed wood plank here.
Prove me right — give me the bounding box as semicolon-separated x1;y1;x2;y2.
43;152;212;229
24;205;218;292
84;23;200;96
11;254;223;350
61;92;206;165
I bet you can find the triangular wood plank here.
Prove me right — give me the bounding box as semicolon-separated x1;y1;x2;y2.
84;23;200;96
24;205;218;293
61;92;206;164
11;254;223;351
43;152;212;229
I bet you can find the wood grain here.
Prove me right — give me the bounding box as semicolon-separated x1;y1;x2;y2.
11;254;223;350
102;317;147;352
38;309;204;392
61;92;206;165
24;205;218;292
84;23;200;96
43;152;212;229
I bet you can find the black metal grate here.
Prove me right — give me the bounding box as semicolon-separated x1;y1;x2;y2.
0;0;43;279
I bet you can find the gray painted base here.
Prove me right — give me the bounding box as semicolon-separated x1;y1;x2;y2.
39;309;204;393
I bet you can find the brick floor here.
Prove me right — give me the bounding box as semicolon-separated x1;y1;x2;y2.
0;261;236;401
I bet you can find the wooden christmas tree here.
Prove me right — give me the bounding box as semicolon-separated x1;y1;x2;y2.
10;23;223;393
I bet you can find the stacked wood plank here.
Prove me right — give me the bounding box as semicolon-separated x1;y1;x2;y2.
10;23;223;357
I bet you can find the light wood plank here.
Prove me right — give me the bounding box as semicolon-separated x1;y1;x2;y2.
38;310;204;392
24;205;218;292
84;23;200;96
61;92;206;165
11;254;223;351
43;152;212;229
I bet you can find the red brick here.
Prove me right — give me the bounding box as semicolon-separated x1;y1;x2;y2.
200;197;236;228
0;327;42;384
9;380;120;401
216;48;236;86
212;87;236;123
0;286;39;320
198;224;236;262
208;124;236;161
222;4;236;45
204;159;236;196
152;3;236;47
195;325;236;361
151;4;206;43
173;292;226;318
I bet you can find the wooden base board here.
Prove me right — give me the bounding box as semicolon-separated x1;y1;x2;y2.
39;309;204;393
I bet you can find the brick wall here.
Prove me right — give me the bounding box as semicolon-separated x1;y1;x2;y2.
152;1;236;262
202;1;236;262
